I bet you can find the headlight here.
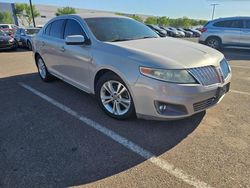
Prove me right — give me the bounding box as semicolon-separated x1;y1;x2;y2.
220;59;231;79
140;67;197;84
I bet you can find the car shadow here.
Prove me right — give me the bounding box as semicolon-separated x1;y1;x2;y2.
0;73;205;187
0;48;30;53
222;48;250;61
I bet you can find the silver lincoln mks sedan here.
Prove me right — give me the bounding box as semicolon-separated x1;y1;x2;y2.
33;14;232;120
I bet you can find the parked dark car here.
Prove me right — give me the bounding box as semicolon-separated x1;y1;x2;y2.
177;28;193;37
160;26;178;37
15;27;40;50
146;24;167;37
0;30;17;50
184;28;201;37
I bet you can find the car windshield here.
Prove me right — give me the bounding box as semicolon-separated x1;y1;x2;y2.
0;25;9;29
25;28;40;35
85;17;159;42
0;30;7;36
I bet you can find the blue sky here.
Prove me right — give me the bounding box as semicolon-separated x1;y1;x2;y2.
1;0;250;20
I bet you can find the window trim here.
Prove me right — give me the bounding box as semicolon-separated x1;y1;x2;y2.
213;19;244;29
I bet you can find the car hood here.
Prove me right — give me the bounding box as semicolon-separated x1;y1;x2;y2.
107;37;224;69
0;36;11;42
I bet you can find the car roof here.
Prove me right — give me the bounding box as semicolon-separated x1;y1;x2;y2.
212;16;250;22
54;13;129;20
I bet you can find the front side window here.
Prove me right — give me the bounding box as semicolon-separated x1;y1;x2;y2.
50;19;65;39
64;19;85;38
85;17;159;42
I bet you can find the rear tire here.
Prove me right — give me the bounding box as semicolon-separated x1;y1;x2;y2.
96;72;136;120
36;56;53;82
206;37;222;50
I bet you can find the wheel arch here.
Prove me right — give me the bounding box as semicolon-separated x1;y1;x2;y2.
93;68;137;105
205;35;222;44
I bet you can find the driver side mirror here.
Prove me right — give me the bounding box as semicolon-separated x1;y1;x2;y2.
65;35;85;45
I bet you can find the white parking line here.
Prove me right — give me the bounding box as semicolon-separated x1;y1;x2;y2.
230;90;250;96
19;82;212;188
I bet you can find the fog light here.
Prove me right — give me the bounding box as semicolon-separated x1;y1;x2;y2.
159;104;167;112
155;101;188;116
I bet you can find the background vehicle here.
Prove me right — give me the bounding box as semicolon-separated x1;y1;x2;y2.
0;24;18;37
15;27;40;50
177;28;193;37
160;26;179;37
184;28;201;37
146;24;167;37
33;14;231;120
199;17;250;49
0;30;17;50
168;27;185;37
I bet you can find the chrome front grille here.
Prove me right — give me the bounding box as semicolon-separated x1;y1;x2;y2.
188;66;220;86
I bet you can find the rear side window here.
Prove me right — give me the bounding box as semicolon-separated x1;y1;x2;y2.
63;19;85;38
214;20;244;28
50;19;65;39
45;23;51;35
245;20;250;29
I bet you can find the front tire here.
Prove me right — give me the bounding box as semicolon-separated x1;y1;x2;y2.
36;56;53;82
96;72;135;120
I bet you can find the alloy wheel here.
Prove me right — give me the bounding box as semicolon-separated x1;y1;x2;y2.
100;80;131;116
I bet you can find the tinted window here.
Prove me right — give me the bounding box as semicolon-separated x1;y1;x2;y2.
245;20;250;29
50;19;65;38
214;20;244;28
45;23;51;35
64;19;85;38
0;25;9;29
85;18;158;42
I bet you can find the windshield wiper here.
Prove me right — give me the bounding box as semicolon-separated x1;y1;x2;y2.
109;38;134;42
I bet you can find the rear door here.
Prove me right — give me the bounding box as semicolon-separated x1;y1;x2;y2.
40;19;66;76
214;20;243;45
240;19;250;47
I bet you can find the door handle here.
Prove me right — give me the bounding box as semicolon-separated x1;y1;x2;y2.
60;46;65;52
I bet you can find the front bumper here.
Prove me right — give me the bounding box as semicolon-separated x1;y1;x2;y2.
131;73;232;120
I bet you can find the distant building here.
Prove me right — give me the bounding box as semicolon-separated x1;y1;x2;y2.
0;3;149;27
0;2;18;25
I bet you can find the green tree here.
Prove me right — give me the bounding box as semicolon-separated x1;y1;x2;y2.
15;3;40;26
158;16;170;26
55;7;76;16
0;12;13;24
130;15;143;22
145;16;158;25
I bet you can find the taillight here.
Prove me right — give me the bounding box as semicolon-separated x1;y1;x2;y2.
200;28;207;33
